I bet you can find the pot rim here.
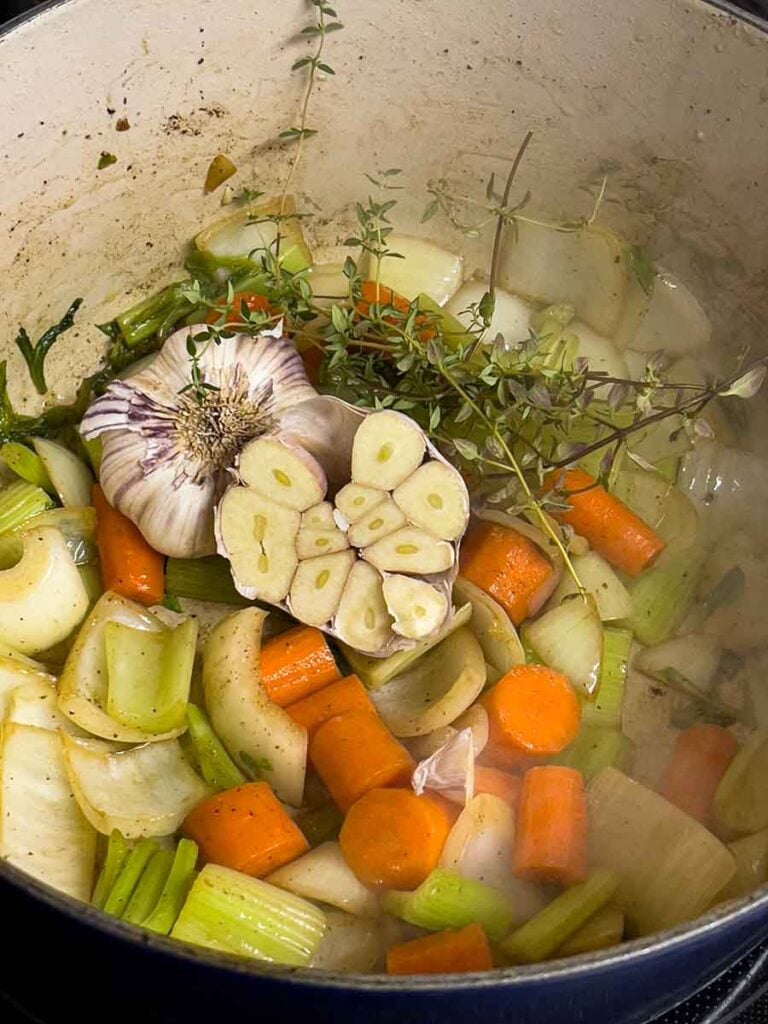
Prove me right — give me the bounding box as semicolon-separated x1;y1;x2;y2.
2;0;768;992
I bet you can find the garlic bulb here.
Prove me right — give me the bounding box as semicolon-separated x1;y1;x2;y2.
80;326;317;557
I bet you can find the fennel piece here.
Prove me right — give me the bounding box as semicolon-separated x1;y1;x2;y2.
630;548;703;646
452;576;525;684
523;594;603;695
32;438;93;507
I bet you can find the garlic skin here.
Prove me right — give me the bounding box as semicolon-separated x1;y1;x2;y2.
81;326;317;557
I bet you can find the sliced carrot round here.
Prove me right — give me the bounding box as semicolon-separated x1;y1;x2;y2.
481;664;580;758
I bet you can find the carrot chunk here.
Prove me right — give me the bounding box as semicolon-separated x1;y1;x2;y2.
474;766;522;809
92;484;164;606
513;765;588;887
459;522;555;625
659;724;738;825
340;787;455;889
309;710;414;811
387;923;493;975
481;665;581;759
182;782;308;877
261;625;341;707
543;468;665;577
285;674;375;739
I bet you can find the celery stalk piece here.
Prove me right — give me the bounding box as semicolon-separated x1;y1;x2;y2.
630;550;703;646
0;481;54;534
295;803;345;848
92;830;131;909
340;602;473;690
381;868;514;941
582;627;633;729
103;839;159;918
165;556;251;606
186;704;246;791
501;870;619;964
171;863;327;965
105;617;197;734
555;726;634;780
416;294;476;351
714;729;768;836
123;848;174;926
115;282;196;347
143;838;199;936
0;443;55;493
556;905;625;957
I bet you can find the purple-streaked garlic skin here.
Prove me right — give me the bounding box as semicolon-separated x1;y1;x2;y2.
80;326;317;558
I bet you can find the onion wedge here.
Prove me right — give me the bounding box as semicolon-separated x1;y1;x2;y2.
267;840;378;918
7;679;84;734
0;723;96;899
453;576;525;683
202;607;307;806
0;655;57;721
61;733;210;839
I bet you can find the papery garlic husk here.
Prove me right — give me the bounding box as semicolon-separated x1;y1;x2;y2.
215;396;468;658
80;325;317;557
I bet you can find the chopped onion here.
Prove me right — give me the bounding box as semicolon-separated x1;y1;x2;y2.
31;438;94;508
635;634;722;693
549;551;633;622
267;841;377;918
614;268;712;355
0;655;56;721
714;730;768;836
679;440;768;541
366;234;464;306
445;282;532;345
524;595;603;695
310;910;384;973
453;576;525;683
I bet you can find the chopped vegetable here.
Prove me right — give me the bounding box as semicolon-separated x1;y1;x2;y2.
123;848;174;925
309;710;414;811
371;627;486;737
61;734;210;838
480;665;581;763
6;677;80;733
513;766;588;887
165;556;249;606
583;627;632;729
549;550;633;622
714;729;768;836
339;787;455;889
103;838;158;917
630;548;703;646
387;922;493;975
474;767;521;808
0;480;53;534
183;781;308;876
92;829;130;909
202;608;307;806
0;723;96;900
351;409;426;491
310;909;384;973
459;521;556;625
204;153;237;193
587;767;735;933
555;726;633;780
171;863;326;966
104;617;196;734
261;624;341;707
545;469;665;577
719;828;768;902
501;870;619;964
453;576;525;683
143;837;199;935
285;673;375;738
555;905;625;958
92;485;164;606
186;704;247;791
267;840;378;918
383;867;514;941
659;724;738;825
366;234;463;306
32;438;93;507
0;442;55;492
523;595;603;695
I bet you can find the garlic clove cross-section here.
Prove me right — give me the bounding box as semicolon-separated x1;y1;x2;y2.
382;575;449;640
393;461;470;541
289;549;356;627
350;410;426;490
334;483;387;525
347;497;407;549
238;435;327;512
334;561;394;654
362;526;455;575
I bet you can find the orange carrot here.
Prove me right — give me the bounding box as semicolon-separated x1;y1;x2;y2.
543;468;665;577
91;484;164;606
206;291;273;325
459;522;556;625
481;665;581;759
340;787;456;889
387;923;493;975
355;282;435;341
182;781;308;877
261;625;341;707
309;710;414;811
474;766;522;809
659;724;738;825
513;765;588;887
285;674;375;739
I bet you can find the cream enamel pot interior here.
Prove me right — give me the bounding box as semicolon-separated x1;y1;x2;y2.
1;1;768;1022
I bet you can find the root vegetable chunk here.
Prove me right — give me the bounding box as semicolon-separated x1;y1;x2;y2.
383;575;449;639
296;527;350;560
334;483;387;525
302;502;336;530
393;461;469;541
238;435;327;511
348;497;408;549
217;487;300;603
363;527;454;575
351;410;426;491
334;561;393;653
289;550;356;627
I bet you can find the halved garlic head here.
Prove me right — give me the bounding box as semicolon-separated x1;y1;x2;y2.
302;502;336;530
296;527;350;560
347;497;407;549
334;483;387;525
363;526;455;575
351;410;426;490
393;461;469;541
289;550;356;627
217;488;300;603
383;575;449;639
238;435;327;511
334;561;393;653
